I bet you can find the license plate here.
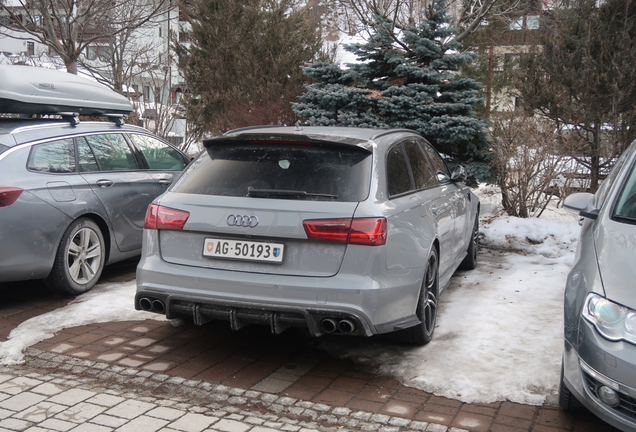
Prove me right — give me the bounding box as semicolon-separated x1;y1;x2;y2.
203;238;284;263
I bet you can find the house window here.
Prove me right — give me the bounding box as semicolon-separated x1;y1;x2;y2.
27;42;34;56
87;45;111;61
526;15;540;30
179;32;189;43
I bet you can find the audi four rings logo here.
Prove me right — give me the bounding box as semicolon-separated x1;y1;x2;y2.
226;214;259;228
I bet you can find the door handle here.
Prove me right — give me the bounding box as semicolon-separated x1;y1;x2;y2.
158;179;172;186
96;180;113;187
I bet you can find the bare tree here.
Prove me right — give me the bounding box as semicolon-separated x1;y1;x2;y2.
329;0;523;43
490;112;580;218
0;0;171;74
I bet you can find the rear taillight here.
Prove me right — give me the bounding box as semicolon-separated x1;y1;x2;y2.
303;217;387;246
0;187;23;208
144;204;190;230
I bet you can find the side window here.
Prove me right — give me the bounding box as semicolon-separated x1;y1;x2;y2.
596;151;631;209
404;140;435;189
84;134;138;171
77;137;99;172
387;144;414;197
129;134;187;170
27;138;75;173
421;141;450;183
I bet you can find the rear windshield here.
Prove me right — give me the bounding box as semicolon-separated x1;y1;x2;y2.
0;144;8;155
171;143;372;202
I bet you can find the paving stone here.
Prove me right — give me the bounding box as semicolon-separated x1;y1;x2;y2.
48;389;96;405
105;400;156;419
66;423;112;432
168;413;218;432
1;417;33;432
213;419;251;432
0;392;47;411
13;401;67;422
245;417;265;426
147;407;185;421
54;402;106;423
90;414;129;428
115;415;169;432
87;394;127;408
0;378;42;395
30;383;66;396
38;418;76;431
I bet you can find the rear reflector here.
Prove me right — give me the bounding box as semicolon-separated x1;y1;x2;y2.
303;217;387;246
144;204;190;230
0;187;23;207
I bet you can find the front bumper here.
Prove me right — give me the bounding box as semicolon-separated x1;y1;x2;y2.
563;319;636;432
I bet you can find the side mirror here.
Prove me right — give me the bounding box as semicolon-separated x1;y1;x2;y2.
563;192;599;220
451;165;467;183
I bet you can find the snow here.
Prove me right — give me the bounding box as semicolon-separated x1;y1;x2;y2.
0;185;582;406
0;282;165;366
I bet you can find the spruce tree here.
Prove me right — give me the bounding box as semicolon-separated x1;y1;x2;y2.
293;0;488;178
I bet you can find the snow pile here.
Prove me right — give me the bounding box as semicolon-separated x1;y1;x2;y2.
480;216;580;257
0;281;165;365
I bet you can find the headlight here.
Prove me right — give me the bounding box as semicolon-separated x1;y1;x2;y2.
583;294;636;344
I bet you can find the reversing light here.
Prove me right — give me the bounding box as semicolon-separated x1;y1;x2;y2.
144;204;190;230
0;187;23;207
303;217;387;246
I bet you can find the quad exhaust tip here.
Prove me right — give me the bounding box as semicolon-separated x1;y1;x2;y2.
139;297;165;314
320;318;356;334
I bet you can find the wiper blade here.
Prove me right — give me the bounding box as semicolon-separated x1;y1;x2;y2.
247;187;337;199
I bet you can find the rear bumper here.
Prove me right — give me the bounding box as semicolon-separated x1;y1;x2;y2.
136;247;423;337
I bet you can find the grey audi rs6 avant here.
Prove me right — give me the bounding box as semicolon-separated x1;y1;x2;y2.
135;126;480;345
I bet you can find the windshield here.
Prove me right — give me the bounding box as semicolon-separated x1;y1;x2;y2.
171;143;372;202
614;160;636;222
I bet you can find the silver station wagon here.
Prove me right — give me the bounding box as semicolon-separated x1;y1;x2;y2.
0;65;190;295
135;126;480;344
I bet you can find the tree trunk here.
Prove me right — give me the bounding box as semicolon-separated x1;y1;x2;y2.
65;60;78;75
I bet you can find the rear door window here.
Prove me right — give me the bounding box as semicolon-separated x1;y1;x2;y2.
129;134;188;170
83;134;138;171
27;138;76;173
404;140;435;190
172;143;372;202
387;144;414;197
77;137;100;172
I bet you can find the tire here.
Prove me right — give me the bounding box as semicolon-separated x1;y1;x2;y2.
391;248;439;346
559;361;584;411
46;218;105;295
459;215;479;271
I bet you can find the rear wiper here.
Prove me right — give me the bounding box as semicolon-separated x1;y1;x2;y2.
247;187;337;199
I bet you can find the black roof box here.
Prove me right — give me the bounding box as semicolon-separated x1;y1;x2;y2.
0;65;132;116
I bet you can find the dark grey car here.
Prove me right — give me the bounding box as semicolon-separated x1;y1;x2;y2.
0;66;190;295
561;139;636;431
136;126;479;345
